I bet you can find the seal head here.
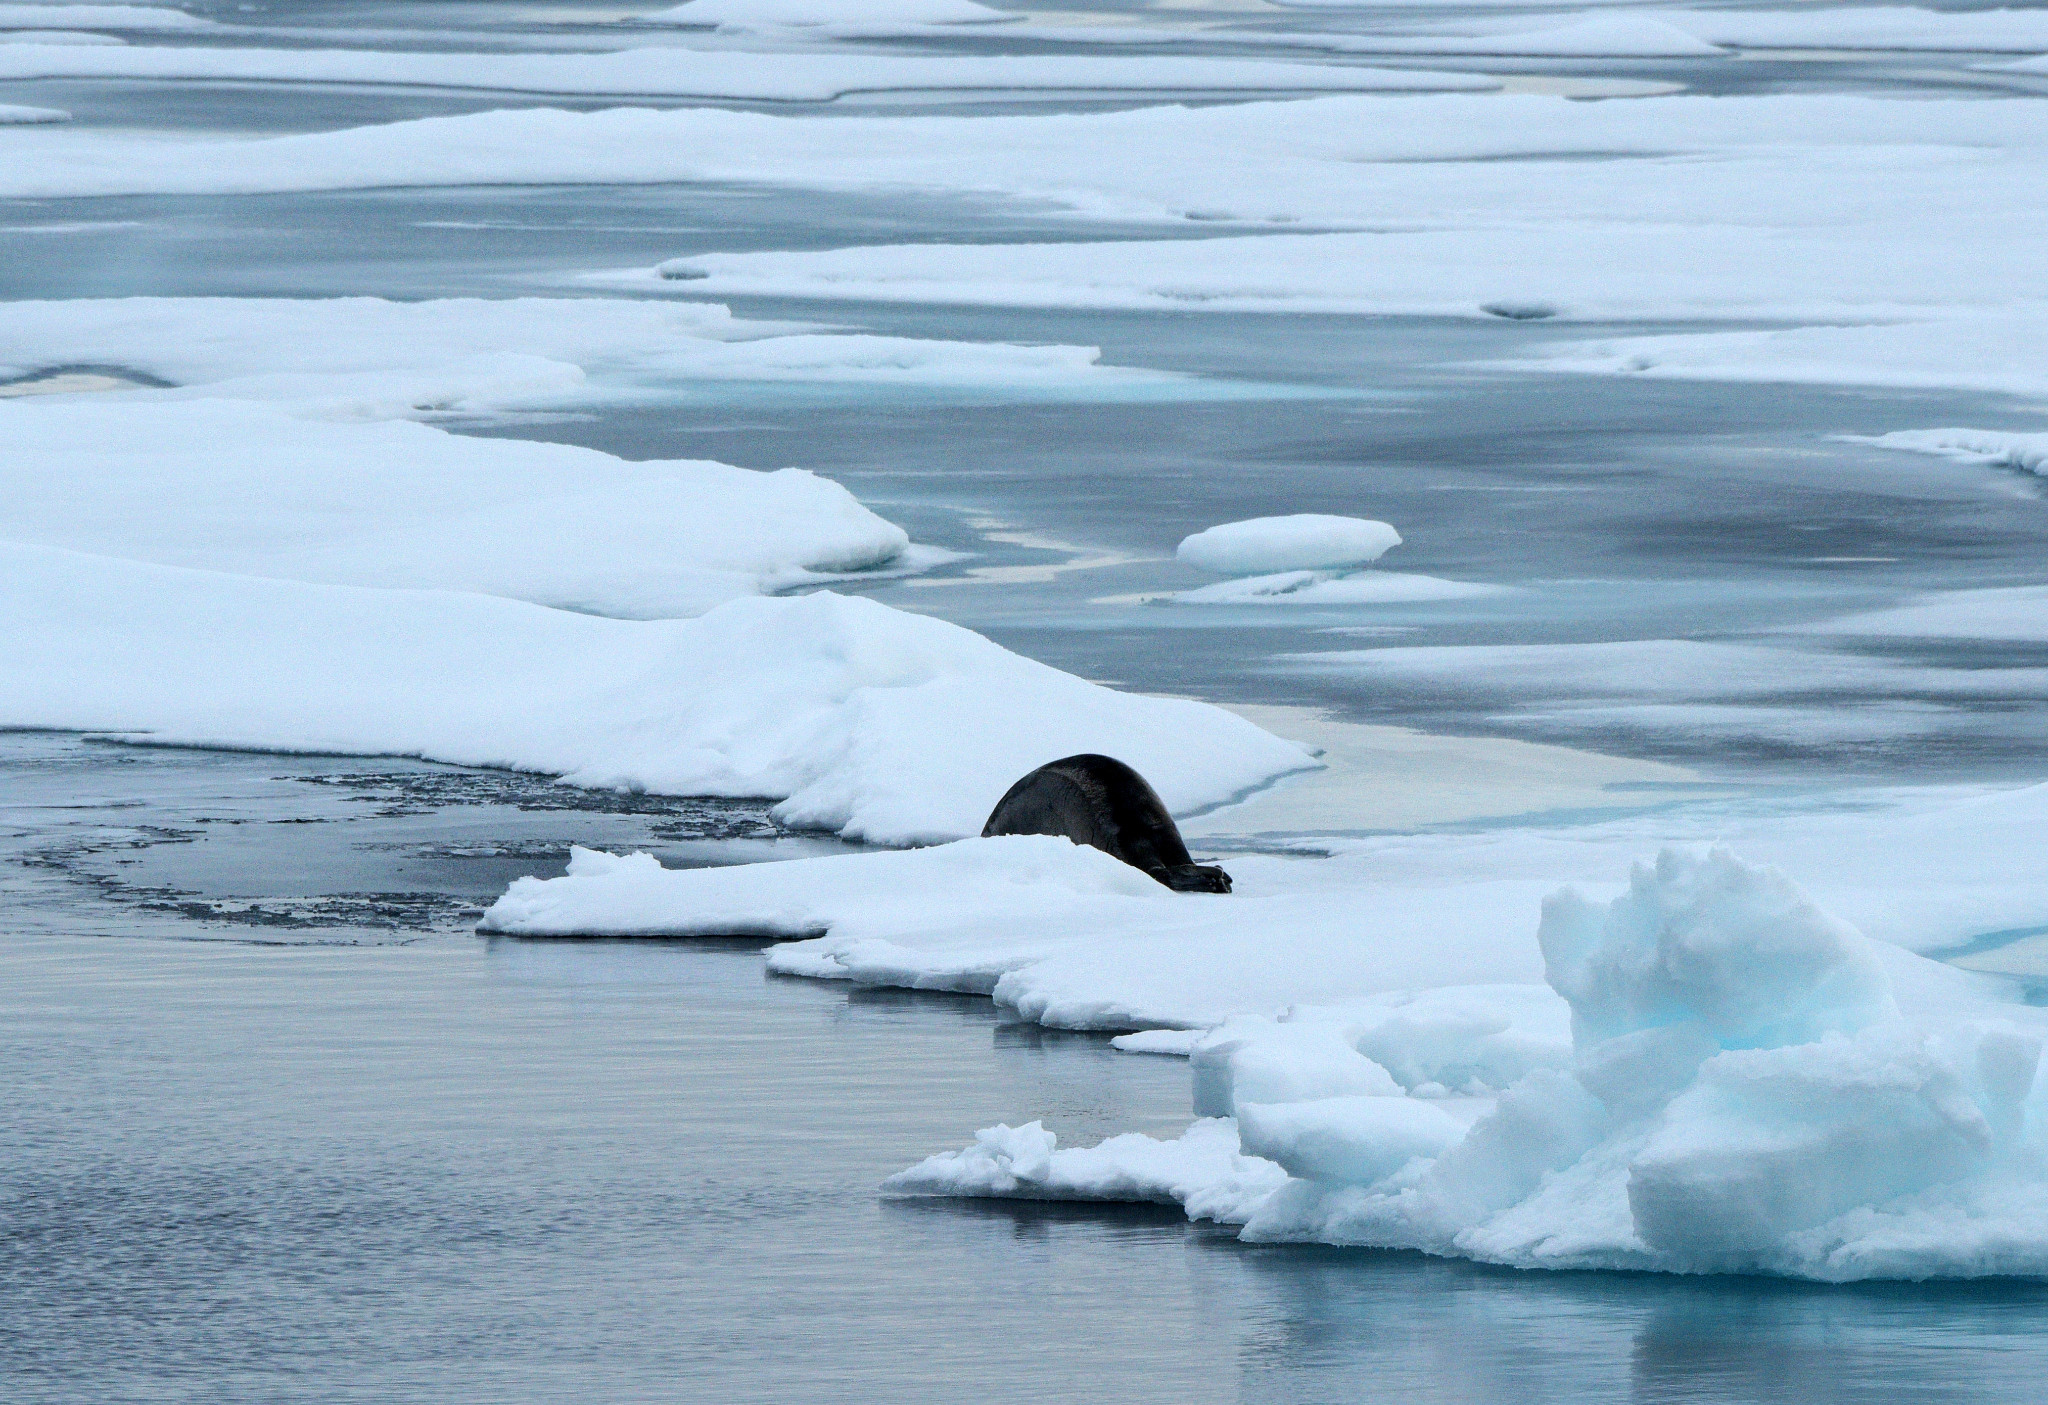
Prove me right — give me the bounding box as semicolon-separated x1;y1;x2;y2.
981;753;1231;894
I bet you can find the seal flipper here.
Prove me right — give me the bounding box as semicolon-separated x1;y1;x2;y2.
982;753;1231;894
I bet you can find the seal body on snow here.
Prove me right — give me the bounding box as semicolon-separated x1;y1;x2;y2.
981;753;1231;893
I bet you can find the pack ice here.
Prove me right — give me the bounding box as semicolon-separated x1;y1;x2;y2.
887;849;2048;1281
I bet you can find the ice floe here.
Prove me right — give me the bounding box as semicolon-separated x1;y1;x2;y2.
1795;586;2048;644
1668;6;2048;54
1172;515;1499;606
1178;515;1402;576
0;101;67;121
1861;427;2048;477
0;42;1496;100
0;296;1170;415
3;548;1312;844
644;0;1012;29
0;397;918;618
483;775;2048;1003
888;849;2048;1280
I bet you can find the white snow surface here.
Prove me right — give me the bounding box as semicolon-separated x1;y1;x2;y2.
0;43;1495;99
1177;515;1402;575
890;850;2048;1280
0;296;1164;414
3;549;1313;845
1794;587;2048;644
0;398;915;619
645;0;1010;28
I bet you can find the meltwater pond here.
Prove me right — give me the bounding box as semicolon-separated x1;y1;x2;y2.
6;734;2048;1404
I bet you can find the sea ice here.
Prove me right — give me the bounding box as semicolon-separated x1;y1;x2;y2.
1669;6;2048;54
0;101;67;120
1177;515;1402;576
1861;427;2048;477
0;398;916;618
0;42;1497;100
3;548;1312;845
891;850;2048;1280
645;0;1011;29
0;296;1165;415
1175;570;1503;606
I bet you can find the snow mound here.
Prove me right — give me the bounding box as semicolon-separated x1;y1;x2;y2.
1178;516;1402;576
1861;427;2048;477
1176;569;1501;605
894;849;2048;1280
4;547;1312;846
0;398;913;619
646;0;1009;29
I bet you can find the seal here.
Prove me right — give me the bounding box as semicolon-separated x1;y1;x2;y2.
981;753;1231;893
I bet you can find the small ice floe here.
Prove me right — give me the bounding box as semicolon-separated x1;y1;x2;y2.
1856;427;2048;477
891;848;2048;1281
1480;300;1557;321
0;102;69;122
1174;515;1499;606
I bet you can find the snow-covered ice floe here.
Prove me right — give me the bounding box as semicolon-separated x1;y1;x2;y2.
1859;427;2048;477
0;101;67;121
0;398;919;618
1171;514;1501;605
888;849;2048;1281
0;43;1495;100
0;296;1172;414
642;0;1014;30
1178;515;1402;576
3;548;1312;844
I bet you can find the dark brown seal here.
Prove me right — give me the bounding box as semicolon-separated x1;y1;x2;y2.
981;753;1231;894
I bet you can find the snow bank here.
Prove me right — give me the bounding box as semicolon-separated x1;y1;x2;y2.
646;0;1010;29
1861;427;2048;477
0;296;1162;414
897;850;2048;1281
0;42;1495;100
0;398;915;619
2;545;1311;844
1178;515;1402;576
